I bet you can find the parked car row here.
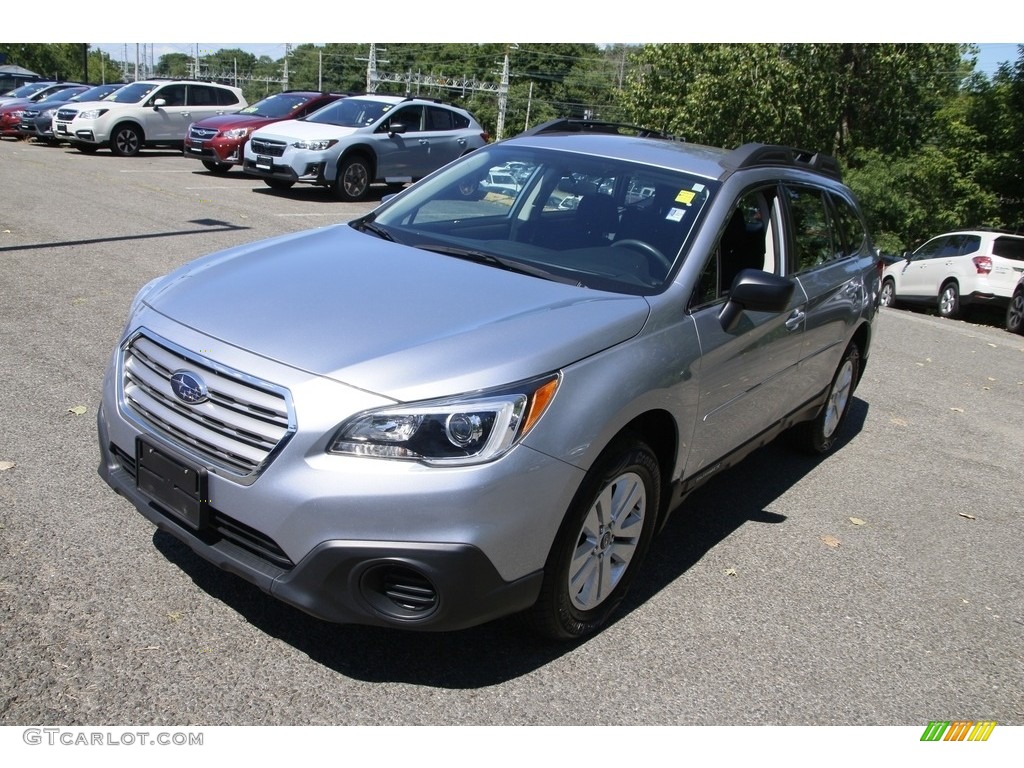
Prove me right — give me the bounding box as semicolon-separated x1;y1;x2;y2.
4;78;490;202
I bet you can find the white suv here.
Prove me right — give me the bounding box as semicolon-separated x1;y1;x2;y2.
880;230;1024;318
55;79;246;156
243;94;488;200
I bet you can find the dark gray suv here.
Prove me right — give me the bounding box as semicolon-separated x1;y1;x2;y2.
98;119;881;639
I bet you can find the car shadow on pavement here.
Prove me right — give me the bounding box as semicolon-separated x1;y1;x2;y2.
153;397;869;690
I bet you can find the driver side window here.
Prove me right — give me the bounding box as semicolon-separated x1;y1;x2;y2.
694;187;780;306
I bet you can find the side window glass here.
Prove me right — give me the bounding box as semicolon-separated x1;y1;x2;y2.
385;106;422;133
787;185;836;272
829;192;869;257
959;235;981;255
154;84;185;107
187;85;216;107
426;107;455;131
216;88;240;107
694;187;780;306
912;237;945;260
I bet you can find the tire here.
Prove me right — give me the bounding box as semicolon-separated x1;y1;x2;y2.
789;343;860;455
938;281;960;319
334;154;371;201
202;160;232;174
879;278;896;308
109;124;142;157
1006;290;1024;334
263;178;294;191
529;436;660;640
72;142;98;154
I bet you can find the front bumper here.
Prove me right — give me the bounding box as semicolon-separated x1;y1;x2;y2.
183;136;244;165
98;417;543;630
242;146;331;185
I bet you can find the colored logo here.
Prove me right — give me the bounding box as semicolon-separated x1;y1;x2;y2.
921;721;996;741
169;370;209;405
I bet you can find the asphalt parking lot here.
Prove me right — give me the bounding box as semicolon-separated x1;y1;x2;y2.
0;138;1022;728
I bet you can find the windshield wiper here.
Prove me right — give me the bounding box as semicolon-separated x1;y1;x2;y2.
415;244;585;287
351;216;395;242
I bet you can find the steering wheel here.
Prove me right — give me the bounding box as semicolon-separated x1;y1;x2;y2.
612;238;671;270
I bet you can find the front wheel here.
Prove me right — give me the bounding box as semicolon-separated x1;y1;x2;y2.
529;436;660;640
938;282;960;319
334;155;371;201
789;343;860;455
1005;291;1024;334
202;160;232;174
263;178;294;191
109;124;142;157
879;278;896;308
72;142;98;154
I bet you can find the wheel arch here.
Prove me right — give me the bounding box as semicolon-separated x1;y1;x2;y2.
108;119;145;144
337;144;377;180
597;409;679;524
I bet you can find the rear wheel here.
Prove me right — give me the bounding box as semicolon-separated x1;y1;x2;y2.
529;436;660;640
938;282;960;319
334;154;371;201
789;343;860;455
1007;290;1024;334
202;160;232;174
109;124;142;157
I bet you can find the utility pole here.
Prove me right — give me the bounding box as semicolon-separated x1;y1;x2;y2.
495;48;511;142
282;43;291;91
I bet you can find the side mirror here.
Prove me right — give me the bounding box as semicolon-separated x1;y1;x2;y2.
388;122;407;136
152;98;166;110
718;269;795;332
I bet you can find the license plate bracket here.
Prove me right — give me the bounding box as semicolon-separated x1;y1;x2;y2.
256;155;272;170
136;438;209;531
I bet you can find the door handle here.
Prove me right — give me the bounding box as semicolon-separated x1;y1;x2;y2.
785;309;805;331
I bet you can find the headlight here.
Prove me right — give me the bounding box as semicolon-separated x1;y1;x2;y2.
9;109;24;118
292;138;337;151
78;108;108;119
41;108;57;118
222;127;252;139
329;375;559;466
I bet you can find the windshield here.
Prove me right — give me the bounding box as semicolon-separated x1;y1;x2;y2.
72;84;124;102
5;83;48;98
104;82;159;104
304;98;392;127
39;86;87;103
240;92;322;119
368;145;718;295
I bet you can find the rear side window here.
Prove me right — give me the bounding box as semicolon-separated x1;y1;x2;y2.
187;85;218;107
993;236;1024;261
786;185;838;272
216;87;240;107
829;193;870;257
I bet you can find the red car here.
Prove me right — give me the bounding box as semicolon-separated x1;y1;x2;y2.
183;90;346;174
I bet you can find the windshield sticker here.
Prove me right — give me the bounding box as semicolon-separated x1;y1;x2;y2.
675;189;697;205
665;207;686;222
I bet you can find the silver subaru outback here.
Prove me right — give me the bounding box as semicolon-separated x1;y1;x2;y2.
98;119;880;639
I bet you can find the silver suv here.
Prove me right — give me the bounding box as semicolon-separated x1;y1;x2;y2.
98;120;880;639
242;94;488;200
55;79;246;156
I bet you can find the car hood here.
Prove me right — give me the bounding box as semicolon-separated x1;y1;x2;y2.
142;225;651;401
191;113;269;131
252;119;359;141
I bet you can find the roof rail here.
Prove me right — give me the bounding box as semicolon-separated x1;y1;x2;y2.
518;118;683;142
722;143;843;181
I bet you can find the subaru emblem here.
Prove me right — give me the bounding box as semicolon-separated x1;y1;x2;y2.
169;370;209;404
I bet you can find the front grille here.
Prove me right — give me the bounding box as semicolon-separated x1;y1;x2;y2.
121;333;293;477
56;108;77;121
22;109;39;119
188;125;217;141
250;137;286;157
